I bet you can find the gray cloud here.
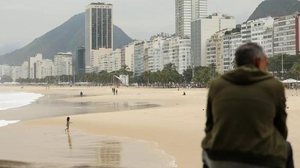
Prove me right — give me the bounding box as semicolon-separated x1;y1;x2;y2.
0;0;263;55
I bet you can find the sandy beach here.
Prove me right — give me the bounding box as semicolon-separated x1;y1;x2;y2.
0;86;299;167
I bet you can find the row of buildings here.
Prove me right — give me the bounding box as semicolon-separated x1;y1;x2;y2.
82;33;191;76
175;0;299;74
1;1;299;82
0;53;73;81
204;13;300;74
83;2;192;76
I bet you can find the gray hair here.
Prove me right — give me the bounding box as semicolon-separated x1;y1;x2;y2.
235;43;265;67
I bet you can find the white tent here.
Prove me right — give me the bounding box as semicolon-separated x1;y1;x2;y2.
282;78;300;84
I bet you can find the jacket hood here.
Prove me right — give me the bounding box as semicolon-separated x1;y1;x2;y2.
222;65;274;85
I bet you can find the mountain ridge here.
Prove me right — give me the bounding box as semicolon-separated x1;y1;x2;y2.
0;13;133;65
248;0;300;21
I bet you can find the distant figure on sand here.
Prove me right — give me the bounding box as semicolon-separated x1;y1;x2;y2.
202;43;294;167
65;117;71;133
112;88;116;95
183;92;186;96
116;89;118;95
80;91;83;97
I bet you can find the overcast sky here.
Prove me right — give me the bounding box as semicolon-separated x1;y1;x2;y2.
0;0;263;55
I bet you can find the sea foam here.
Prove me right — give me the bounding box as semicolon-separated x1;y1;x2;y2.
0;92;43;111
0;92;43;127
0;120;20;127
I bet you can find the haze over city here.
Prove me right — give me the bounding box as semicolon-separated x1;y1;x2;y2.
0;0;262;55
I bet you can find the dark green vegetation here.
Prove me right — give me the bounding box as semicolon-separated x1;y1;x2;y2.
268;54;300;80
248;0;300;21
16;63;219;87
0;13;133;65
0;75;13;83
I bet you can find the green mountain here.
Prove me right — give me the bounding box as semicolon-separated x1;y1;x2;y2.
0;13;133;65
248;0;300;21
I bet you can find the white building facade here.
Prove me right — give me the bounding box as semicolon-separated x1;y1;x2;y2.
41;59;55;78
121;42;135;71
273;13;300;56
21;61;29;79
176;0;192;37
223;30;242;73
192;0;208;20
191;13;236;67
10;66;22;81
54;52;73;76
176;0;208;38
134;42;147;76
206;30;226;74
241;17;274;56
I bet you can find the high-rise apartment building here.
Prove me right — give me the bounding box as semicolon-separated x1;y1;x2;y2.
191;13;236;67
29;53;43;79
54;52;73;76
241;17;274;43
176;0;192;38
192;0;208;20
76;47;86;75
241;17;274;57
21;61;29;79
273;13;300;56
121;42;135;71
85;2;113;70
147;35;168;72
98;49;121;72
134;42;147;76
10;66;22;81
162;36;191;74
176;0;208;38
41;59;55;78
0;65;11;77
223;29;242;73
206;30;227;74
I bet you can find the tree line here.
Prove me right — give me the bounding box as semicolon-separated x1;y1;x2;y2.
10;54;300;86
268;54;300;80
14;64;218;87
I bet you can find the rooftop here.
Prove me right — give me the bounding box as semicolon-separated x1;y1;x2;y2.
90;2;112;6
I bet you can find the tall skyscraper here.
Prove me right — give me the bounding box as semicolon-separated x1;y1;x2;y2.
192;0;208;20
85;2;113;71
176;0;208;38
176;0;192;38
76;47;86;75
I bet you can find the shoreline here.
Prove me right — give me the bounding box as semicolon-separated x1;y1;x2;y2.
0;86;299;167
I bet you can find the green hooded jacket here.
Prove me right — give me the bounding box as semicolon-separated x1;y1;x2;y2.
202;65;288;168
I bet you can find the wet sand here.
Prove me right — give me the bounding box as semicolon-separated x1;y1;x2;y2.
0;124;176;168
0;86;299;168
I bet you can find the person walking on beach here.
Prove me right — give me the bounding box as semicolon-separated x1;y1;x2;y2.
80;91;83;97
116;89;118;95
65;117;71;133
112;88;116;95
202;43;294;168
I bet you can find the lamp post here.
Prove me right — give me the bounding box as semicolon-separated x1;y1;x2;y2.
281;54;284;80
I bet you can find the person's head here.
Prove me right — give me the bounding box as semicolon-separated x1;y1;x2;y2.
235;43;269;71
67;117;70;121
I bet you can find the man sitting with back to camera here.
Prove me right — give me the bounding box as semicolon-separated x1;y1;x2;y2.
202;43;294;168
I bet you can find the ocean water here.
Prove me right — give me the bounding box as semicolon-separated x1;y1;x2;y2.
0;92;43;127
